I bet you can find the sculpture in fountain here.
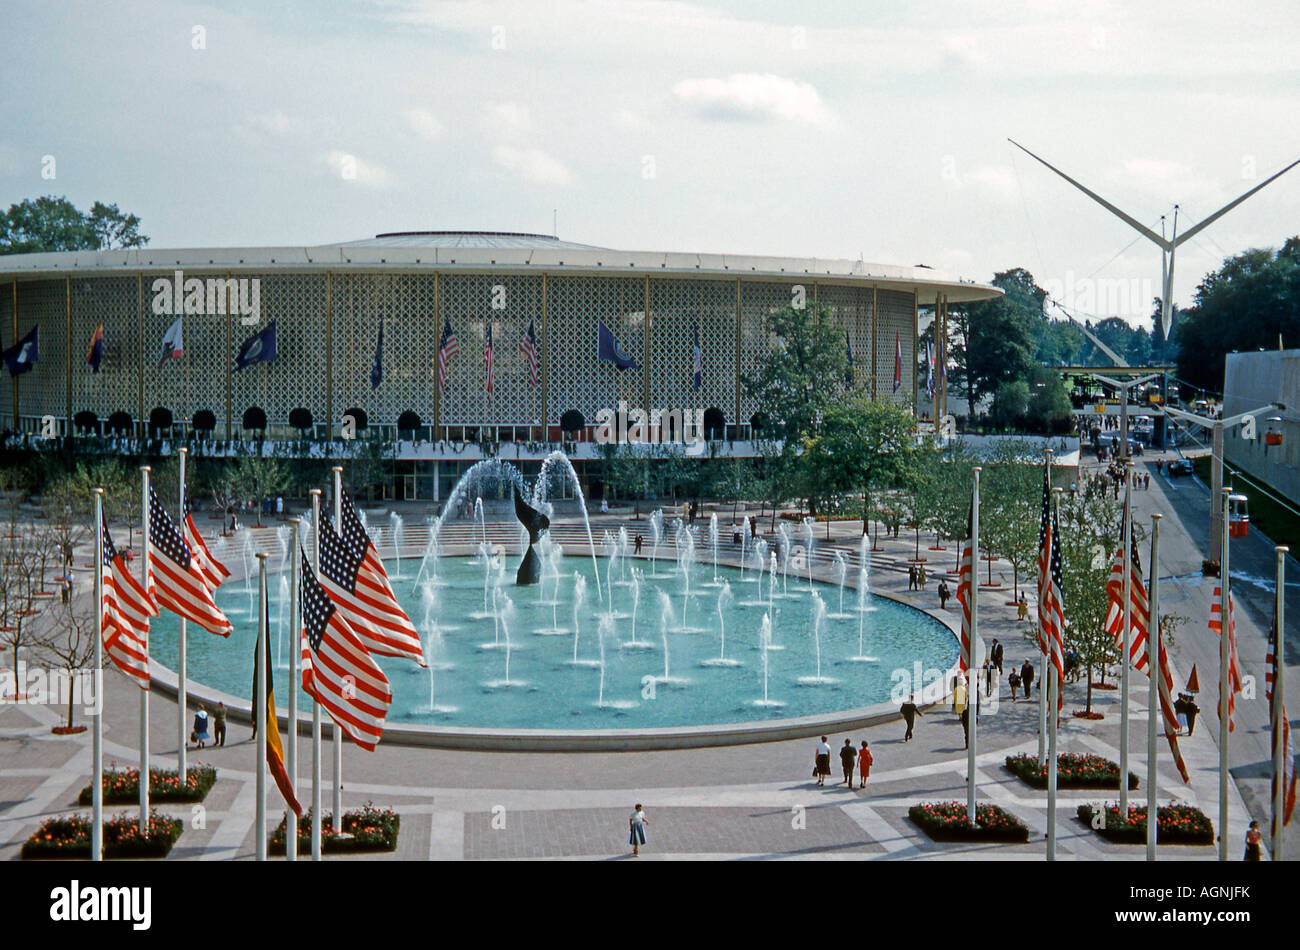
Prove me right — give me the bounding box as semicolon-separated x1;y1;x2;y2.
513;484;551;585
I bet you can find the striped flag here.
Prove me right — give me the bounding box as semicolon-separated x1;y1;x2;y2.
1036;463;1065;700
100;517;157;689
86;322;104;373
1208;586;1243;731
956;500;975;672
146;486;232;636
316;492;425;664
255;584;302;816
437;317;458;395
1155;624;1191;783
158;315;183;369
299;549;393;750
893;331;902;394
1105;534;1149;672
519;319;539;387
182;513;229;591
484;322;495;394
1266;608;1297;826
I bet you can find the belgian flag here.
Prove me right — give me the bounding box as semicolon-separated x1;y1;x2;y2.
254;591;302;817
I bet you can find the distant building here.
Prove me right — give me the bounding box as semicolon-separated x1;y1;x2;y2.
1223;349;1299;503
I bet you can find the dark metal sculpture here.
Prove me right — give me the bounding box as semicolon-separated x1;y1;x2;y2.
513;485;550;585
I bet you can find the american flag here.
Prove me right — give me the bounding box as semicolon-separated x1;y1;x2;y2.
1154;623;1191;783
299;548;393;750
147;486;232;636
100;517;157;689
955;499;975;672
1266;607;1296;826
484;322;495;394
1208;585;1243;731
1036;464;1065;698
183;512;229;591
1105;534;1149;673
519;319;539;387
437;317;458;395
316;491;425;664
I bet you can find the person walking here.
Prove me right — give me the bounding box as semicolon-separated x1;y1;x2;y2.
1244;820;1262;861
960;706;970;749
937;580;950;609
1021;659;1035;698
857;741;873;789
839;739;857;787
952;674;967;716
917;565;927;589
908;566;917;591
191;705;211;749
991;638;1004;674
1184;694;1200;736
814;736;832;785
900;696;922;742
634;533;643;555
983;659;994;697
213;702;227;747
629;804;649;857
1009;668;1021;701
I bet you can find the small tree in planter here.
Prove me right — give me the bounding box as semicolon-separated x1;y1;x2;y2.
39;587;97;732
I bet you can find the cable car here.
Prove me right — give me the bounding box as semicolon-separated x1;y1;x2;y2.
1265;416;1283;452
1228;492;1250;538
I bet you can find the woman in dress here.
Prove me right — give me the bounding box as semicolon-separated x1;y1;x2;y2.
629;804;648;857
814;736;832;786
1244;820;1262;861
857;741;873;789
192;705;211;749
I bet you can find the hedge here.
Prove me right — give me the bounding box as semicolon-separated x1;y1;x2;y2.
1005;752;1138;790
1077;803;1214;845
78;765;217;805
270;804;400;855
908;801;1030;843
22;811;183;859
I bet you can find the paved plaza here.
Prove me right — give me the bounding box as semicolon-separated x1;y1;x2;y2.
1;452;1295;861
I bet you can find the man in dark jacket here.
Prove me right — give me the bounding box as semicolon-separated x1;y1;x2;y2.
1184;695;1201;736
1021;659;1035;698
991;638;1004;673
900;695;923;741
840;739;857;787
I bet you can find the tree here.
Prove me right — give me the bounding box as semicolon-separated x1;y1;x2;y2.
39;588;97;730
0;195;149;254
0;530;44;697
980;440;1044;596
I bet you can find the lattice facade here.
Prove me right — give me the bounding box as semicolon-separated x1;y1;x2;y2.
2;272;919;435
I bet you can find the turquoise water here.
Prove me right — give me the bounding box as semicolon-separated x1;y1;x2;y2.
149;554;956;731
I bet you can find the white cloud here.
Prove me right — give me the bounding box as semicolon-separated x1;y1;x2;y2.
672;73;833;125
404;108;444;141
492;146;572;186
484;101;532;138
323;150;394;188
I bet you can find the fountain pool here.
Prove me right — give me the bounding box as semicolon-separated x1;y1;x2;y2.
150;552;957;732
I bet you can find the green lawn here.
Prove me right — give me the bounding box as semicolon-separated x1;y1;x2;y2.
1192;456;1300;552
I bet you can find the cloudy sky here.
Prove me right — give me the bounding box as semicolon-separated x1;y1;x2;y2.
3;0;1298;324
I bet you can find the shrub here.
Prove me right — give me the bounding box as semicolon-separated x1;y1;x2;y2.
908;801;1030;843
1077;803;1214;845
1005;752;1138;790
78;764;217;805
269;803;400;855
22;811;183;859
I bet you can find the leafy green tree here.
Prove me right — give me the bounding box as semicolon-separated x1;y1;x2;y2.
0;196;149;254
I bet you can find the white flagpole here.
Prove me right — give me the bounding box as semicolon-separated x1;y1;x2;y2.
177;447;188;781
967;467;981;827
1038;451;1051;768
1047;486;1063;861
1273;545;1287;861
1147;514;1162;861
1219;489;1231;861
1120;461;1133;813
309;488;322;861
255;552;268;861
139;465;151;836
331;465;344;833
92;487;104;861
287;517;300;861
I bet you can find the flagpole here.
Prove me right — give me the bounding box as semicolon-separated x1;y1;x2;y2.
139;465;151;836
1273;544;1287;861
177;447;188;782
332;465;344;833
967;467;981;827
309;488;322;861
1047;485;1063;861
1120;460;1133;814
287;517;301;862
1147;513;1162;861
1038;450;1051;768
255;551;268;862
92;487;104;861
1219;489;1230;861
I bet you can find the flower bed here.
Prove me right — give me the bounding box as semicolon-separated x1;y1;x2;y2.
21;811;183;859
269;804;400;855
1071;711;1105;720
1077;803;1214;845
1005;752;1138;789
78;765;217;805
51;725;88;735
907;802;1030;843
1090;682;1118;690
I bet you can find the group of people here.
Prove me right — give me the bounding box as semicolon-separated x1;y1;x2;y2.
1174;692;1201;736
813;735;874;788
189;702;227;749
907;564;928;590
